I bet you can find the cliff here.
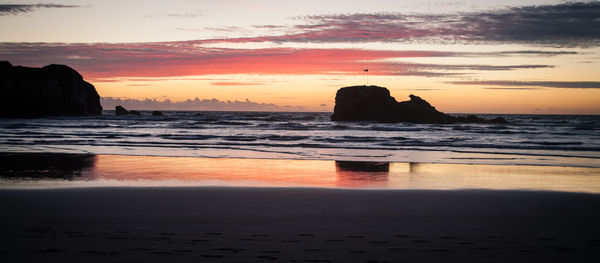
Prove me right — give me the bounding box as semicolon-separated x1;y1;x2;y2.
0;61;102;118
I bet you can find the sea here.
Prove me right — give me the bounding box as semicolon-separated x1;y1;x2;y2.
1;111;599;168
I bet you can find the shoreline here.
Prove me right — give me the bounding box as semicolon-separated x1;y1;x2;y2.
1;187;599;262
2;152;600;193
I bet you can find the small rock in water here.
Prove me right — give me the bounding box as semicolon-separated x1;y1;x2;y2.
115;106;141;116
115;106;129;116
152;111;163;116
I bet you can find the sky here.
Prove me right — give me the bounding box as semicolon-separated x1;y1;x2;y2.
1;0;599;113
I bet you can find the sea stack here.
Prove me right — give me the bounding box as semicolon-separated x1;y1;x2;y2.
0;61;102;118
331;85;507;124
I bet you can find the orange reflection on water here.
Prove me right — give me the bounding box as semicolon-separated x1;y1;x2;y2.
89;155;342;187
84;155;600;193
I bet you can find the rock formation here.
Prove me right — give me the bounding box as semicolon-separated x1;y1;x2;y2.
0;61;102;118
331;86;507;124
115;106;129;116
115;105;141;116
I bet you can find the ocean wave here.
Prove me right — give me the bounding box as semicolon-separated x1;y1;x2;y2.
1;112;599;167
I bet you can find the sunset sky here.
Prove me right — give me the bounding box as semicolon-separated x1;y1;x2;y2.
1;0;599;113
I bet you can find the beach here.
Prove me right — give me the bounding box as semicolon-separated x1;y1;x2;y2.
2;0;600;261
1;110;599;262
1;187;599;262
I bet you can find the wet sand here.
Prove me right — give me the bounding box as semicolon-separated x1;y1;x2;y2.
0;187;599;262
2;153;600;193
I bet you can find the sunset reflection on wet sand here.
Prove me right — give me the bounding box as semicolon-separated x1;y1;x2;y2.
67;154;600;193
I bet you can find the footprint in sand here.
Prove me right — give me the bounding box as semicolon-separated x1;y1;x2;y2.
191;239;211;242
128;248;152;251
347;235;365;239
412;239;431;243
214;247;245;253
349;250;365;253
547;245;574;251
81;250;118;255
108;236;130;240
257;255;278;261
385;247;406;251
304;248;327;252
150;251;174;255
484;236;502;239
439;236;458;239
369;241;388;244
261;250;280;254
236;238;256;241
34;248;67;253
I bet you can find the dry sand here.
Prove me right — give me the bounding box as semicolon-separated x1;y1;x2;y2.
0;187;599;262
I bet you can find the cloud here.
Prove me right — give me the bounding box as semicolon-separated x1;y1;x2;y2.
401;63;552;71
0;4;80;15
0;41;553;79
455;50;579;57
483;87;542;90
211;82;264;86
144;10;203;19
491;51;579;56
449;80;600;89
203;2;599;47
100;97;304;111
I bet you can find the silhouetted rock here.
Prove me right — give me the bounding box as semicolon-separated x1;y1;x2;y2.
331;86;506;124
114;106;142;116
152;111;163;116
115;106;129;116
0;61;102;118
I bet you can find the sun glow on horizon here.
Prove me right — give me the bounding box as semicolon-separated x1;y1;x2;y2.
1;0;599;114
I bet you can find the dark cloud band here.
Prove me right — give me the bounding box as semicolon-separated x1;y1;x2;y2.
0;4;80;15
206;2;599;47
450;81;600;89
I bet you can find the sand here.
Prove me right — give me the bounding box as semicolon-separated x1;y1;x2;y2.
0;187;599;262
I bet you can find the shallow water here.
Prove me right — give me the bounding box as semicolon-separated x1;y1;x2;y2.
1;111;599;167
2;154;599;193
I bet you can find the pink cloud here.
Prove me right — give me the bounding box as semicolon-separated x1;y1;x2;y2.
0;41;552;79
1;42;457;78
